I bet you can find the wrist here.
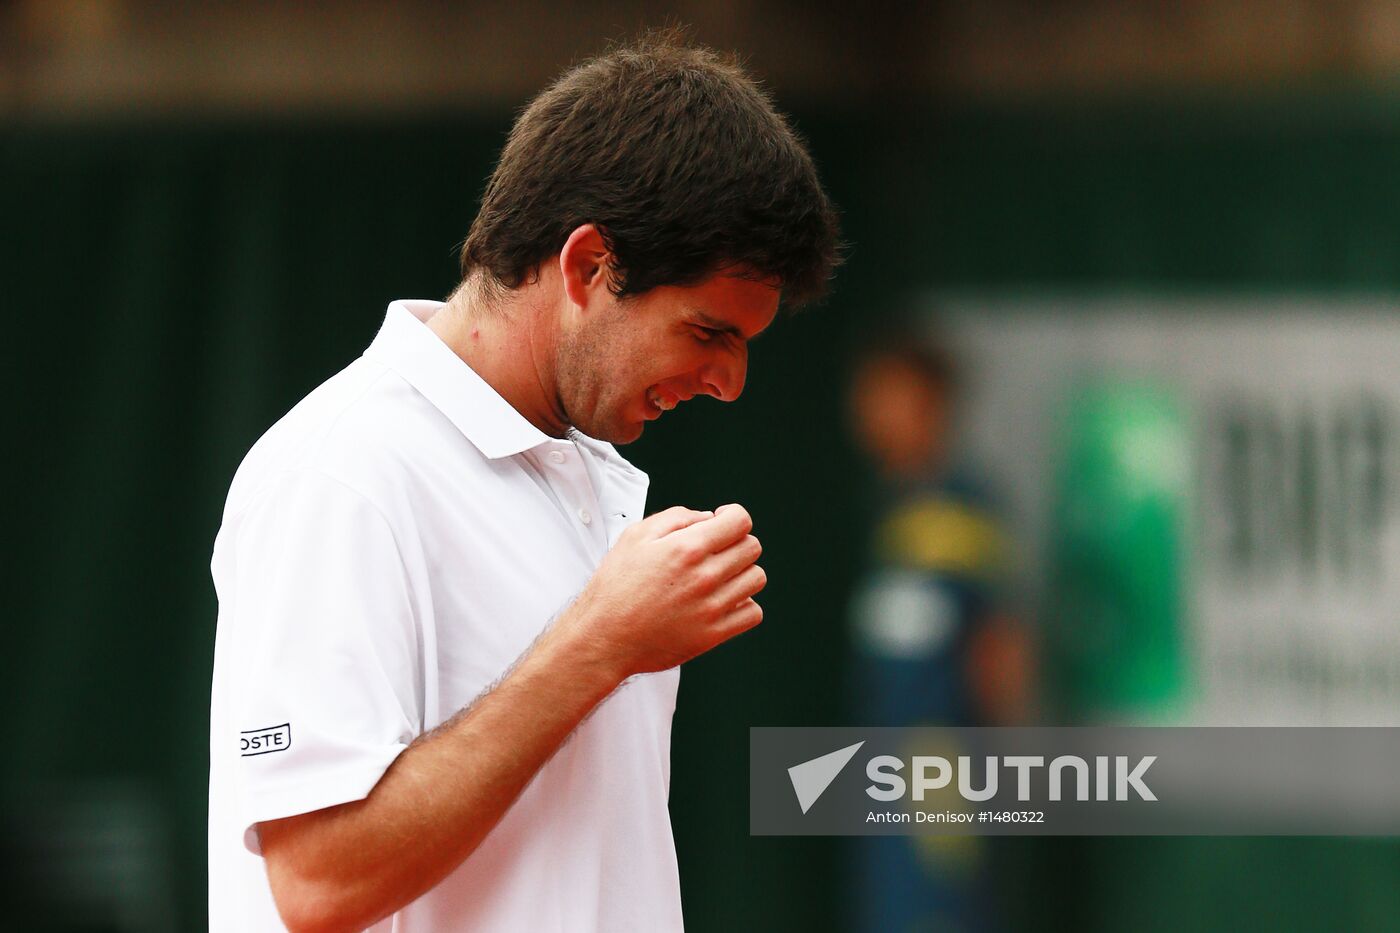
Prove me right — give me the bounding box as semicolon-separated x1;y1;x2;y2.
541;594;632;695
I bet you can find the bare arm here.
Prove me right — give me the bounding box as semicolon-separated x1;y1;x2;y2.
257;504;765;933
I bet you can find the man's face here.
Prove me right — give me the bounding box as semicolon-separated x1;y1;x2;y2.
556;272;781;444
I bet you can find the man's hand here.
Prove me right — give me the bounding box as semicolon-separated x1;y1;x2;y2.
561;503;766;677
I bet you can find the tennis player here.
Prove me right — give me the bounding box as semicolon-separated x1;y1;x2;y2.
207;31;839;932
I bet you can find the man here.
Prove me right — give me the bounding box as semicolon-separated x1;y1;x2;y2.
208;33;839;933
845;332;1030;933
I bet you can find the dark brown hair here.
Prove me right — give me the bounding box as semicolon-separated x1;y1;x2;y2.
460;29;841;307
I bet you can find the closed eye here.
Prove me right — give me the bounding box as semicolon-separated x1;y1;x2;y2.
687;308;758;345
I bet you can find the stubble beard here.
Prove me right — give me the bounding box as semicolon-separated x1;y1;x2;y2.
555;320;638;444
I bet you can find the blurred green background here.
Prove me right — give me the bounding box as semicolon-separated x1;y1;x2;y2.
8;2;1400;930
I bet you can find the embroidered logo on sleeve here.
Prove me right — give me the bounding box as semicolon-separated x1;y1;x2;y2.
240;723;292;757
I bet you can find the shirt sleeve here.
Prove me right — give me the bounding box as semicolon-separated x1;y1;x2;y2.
220;469;422;855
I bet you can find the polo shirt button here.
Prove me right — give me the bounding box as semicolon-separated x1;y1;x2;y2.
548;450;566;464
578;508;592;525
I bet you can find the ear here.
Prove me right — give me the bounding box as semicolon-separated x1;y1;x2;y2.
558;224;613;311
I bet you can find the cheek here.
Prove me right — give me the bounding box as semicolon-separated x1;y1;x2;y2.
642;340;706;381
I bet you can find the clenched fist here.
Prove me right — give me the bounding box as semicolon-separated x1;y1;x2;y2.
560;503;766;678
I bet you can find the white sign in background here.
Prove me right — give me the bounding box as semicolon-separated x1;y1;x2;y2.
940;296;1400;726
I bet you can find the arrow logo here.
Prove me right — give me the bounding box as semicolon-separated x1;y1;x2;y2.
787;741;865;814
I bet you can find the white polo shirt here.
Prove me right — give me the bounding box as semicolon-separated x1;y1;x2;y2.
208;300;683;932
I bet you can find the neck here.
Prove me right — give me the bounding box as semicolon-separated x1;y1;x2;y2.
427;277;571;438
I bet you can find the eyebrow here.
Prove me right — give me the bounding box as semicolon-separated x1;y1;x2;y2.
690;309;765;342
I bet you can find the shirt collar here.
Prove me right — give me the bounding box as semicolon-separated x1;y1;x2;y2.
363;299;553;460
570;429;647;479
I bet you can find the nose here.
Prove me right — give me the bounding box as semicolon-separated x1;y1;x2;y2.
701;345;748;402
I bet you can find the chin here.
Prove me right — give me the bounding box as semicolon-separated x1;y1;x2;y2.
576;415;644;445
608;422;646;445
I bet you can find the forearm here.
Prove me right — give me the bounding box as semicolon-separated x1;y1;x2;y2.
258;614;622;933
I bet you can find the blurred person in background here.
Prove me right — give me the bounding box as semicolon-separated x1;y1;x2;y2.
845;327;1032;933
207;31;839;933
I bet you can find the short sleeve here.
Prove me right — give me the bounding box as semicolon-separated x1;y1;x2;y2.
218;469;421;854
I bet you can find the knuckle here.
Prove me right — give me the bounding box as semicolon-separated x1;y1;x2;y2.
679;541;706;565
693;564;721;590
649;506;686;527
738;599;763;630
700;596;728;624
751;565;767;592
